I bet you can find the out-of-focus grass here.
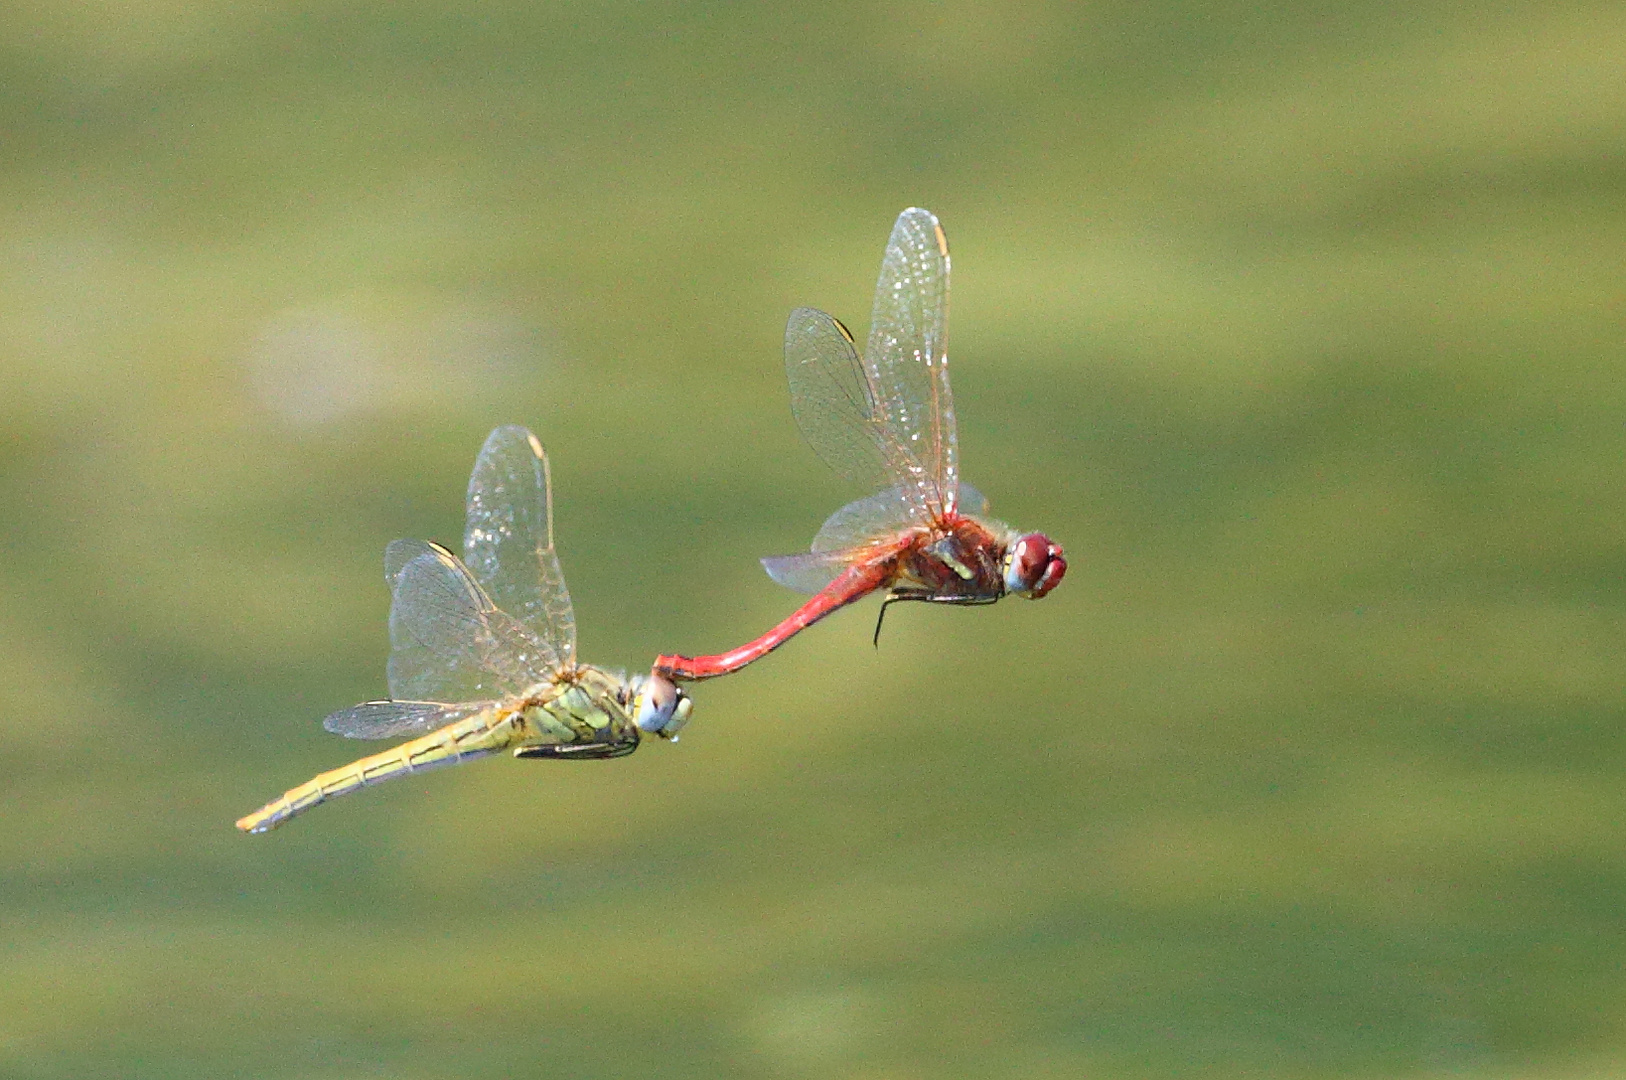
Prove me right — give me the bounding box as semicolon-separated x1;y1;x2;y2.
1;1;1624;1077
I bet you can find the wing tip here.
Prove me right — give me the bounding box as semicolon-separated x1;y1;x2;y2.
896;206;945;245
477;422;549;477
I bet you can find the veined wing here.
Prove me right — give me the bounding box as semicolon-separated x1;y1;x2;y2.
863;207;957;518
462;425;577;666
808;481;990;553
762;549;852;594
762;482;989;594
384;539;559;703
782;210;957;523
323;700;491;740
956;482;989;519
762;528;917;595
785;306;928;528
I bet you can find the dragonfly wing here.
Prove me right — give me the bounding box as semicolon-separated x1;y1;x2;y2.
761;549;852;594
956;481;989;518
383;539;558;703
810;486;923;553
864;207;957;517
462;425;577;665
322;700;490;740
785;307;934;524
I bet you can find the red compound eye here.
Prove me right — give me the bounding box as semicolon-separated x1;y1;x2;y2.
1006;533;1066;597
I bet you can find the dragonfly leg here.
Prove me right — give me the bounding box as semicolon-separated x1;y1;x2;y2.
873;595;899;647
872;590;1000;646
514;732;641;761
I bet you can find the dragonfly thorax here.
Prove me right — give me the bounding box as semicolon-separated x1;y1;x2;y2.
895;517;1009;599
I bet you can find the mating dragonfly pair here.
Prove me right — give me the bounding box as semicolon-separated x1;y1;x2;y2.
237;208;1067;834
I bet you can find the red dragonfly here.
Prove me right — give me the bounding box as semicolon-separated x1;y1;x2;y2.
657;207;1065;681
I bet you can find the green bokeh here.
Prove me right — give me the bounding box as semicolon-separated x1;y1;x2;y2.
2;1;1624;1077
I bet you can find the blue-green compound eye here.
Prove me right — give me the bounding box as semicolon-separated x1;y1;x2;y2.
634;674;693;739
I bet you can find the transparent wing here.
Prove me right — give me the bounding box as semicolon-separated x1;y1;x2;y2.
761;549;853;594
384;539;559;703
863;207;957;517
462;425;577;666
763;525;922;594
955;481;989;519
785;306;930;526
322;700;491;741
800;481;986;554
809;487;924;553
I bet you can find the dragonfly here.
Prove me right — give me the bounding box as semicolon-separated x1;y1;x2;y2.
656;207;1065;682
237;425;693;834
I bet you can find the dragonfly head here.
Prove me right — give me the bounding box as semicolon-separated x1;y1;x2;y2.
632;672;694;740
1003;532;1066;598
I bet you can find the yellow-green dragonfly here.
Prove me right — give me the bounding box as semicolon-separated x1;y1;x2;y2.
236;425;693;834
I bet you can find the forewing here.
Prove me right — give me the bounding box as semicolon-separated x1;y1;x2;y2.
323;700;490;741
384;539;558;703
784;307;926;515
864;207;957;517
463;425;577;666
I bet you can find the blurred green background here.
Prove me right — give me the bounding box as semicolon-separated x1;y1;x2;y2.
2;1;1624;1077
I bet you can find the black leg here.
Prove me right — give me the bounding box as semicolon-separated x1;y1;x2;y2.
872;590;1000;647
873;595;898;647
924;594;1000;607
514;734;641;760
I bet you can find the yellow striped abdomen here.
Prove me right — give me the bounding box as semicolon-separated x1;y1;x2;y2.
235;667;644;835
235;707;512;834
